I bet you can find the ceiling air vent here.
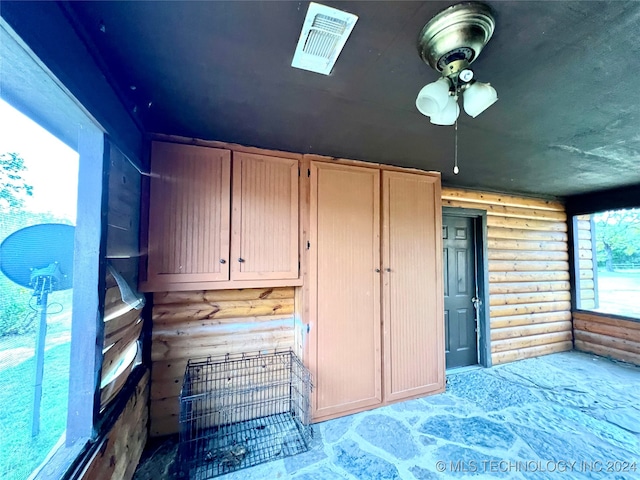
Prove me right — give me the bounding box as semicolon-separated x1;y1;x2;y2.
291;2;358;75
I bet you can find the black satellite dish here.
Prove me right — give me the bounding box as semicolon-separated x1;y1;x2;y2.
0;223;75;437
0;223;75;290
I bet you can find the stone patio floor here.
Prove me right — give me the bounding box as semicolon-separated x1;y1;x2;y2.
135;351;640;479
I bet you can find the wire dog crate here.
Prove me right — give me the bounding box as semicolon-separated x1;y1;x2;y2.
179;350;313;479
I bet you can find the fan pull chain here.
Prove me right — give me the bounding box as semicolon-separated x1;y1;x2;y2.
454;110;459;174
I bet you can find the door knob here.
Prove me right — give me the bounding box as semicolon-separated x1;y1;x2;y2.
385;268;391;272
375;268;380;273
238;258;245;263
220;259;226;264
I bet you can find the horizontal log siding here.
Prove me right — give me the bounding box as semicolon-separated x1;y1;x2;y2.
150;287;296;436
573;311;640;365
575;215;597;309
442;188;572;365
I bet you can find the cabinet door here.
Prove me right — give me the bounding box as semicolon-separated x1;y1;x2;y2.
147;142;231;284
231;152;299;280
309;162;381;421
382;171;445;402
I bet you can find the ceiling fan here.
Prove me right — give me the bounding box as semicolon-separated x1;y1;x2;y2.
416;2;497;126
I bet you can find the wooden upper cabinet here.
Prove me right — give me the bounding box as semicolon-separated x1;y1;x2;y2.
142;143;301;291
231;152;299;281
147;142;231;284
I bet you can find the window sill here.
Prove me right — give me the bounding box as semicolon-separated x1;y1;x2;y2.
29;436;89;480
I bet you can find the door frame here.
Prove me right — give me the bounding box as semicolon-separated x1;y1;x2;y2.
442;207;491;368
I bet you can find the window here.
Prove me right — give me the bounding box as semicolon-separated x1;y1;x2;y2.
1;21;104;479
0;100;79;480
574;209;640;320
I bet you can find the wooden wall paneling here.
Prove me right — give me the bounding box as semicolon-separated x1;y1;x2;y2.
151;324;294;362
488;250;569;261
489;271;570;282
299;156;314;362
297;155;311;363
574;311;640;332
231;152;299;280
491;320;573;340
489;281;570;294
487;227;568;242
489;291;571;306
488;239;568;251
441;188;565;211
575;330;640;355
490;311;572;329
79;371;149;480
575;340;640;365
486;216;568;232
152;298;293;324
441;199;567;222
488;260;570;272
106;144;141;286
490;301;572;317
149;287;296;437
491;341;574;364
309;162;382;421
153;287;295;304
443;188;572;365
146;142;231;284
573;311;640;365
574;215;598;309
492;331;573;352
382;171;444;402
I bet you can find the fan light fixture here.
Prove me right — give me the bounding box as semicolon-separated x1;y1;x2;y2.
415;2;497;126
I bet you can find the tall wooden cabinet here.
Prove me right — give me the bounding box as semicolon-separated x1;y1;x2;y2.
309;162;444;422
142;142;300;291
382;171;444;402
309;162;382;419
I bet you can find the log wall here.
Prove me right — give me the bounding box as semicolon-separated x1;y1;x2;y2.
574;311;640;365
442;188;573;365
574;215;598;310
149;287;296;436
79;370;149;480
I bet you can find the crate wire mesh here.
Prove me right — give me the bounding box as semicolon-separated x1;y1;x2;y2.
179;350;313;479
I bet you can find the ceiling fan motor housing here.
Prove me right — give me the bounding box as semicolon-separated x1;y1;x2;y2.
417;2;495;78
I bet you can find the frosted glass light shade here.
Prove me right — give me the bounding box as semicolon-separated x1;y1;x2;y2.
415;78;450;116
430;95;460;125
463;81;498;118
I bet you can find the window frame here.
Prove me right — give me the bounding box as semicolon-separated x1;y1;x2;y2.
1;18;110;480
570;206;640;324
2;3;150;477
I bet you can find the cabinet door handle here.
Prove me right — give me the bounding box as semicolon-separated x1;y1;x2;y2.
220;259;226;264
238;258;245;263
375;268;380;273
385;268;391;272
